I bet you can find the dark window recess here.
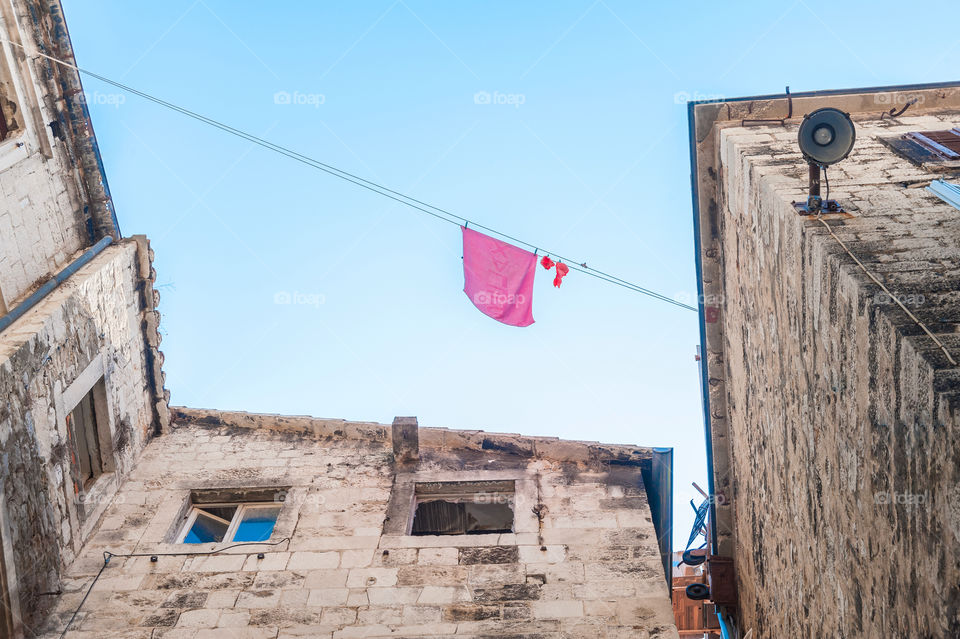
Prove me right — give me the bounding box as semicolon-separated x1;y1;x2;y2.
412;500;513;535
67;390;103;488
885;128;960;165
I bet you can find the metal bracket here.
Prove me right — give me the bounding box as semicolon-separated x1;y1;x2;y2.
793;199;845;215
793;162;845;214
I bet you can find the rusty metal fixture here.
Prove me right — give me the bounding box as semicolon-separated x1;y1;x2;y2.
742;86;793;127
881;97;918;119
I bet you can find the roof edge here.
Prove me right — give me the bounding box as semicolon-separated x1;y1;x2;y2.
688;79;960;107
170;406;659;465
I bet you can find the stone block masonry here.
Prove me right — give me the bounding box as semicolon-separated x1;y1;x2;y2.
0;0;121;309
710;111;960;637
0;240;168;631
37;410;679;638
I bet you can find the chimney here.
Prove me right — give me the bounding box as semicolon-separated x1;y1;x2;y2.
391;416;419;465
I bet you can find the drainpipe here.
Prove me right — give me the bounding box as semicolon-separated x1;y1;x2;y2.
687;100;719;550
0;236;112;333
716;608;733;639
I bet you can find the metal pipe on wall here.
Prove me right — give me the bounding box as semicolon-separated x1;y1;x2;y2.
0;236;113;333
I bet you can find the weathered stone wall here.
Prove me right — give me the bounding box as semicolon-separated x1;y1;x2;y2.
0;240;164;631
715;113;960;637
0;105;89;307
0;0;118;309
38;411;678;638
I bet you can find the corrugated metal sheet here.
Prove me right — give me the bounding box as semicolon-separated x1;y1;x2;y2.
927;180;960;210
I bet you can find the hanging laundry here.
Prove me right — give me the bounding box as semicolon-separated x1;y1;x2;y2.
462;226;536;327
553;262;569;287
540;255;570;287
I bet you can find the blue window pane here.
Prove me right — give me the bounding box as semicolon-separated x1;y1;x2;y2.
233;507;279;542
184;510;231;543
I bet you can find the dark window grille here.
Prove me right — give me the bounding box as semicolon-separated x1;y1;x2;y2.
411;500;514;535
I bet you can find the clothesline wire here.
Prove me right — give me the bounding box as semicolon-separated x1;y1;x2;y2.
6;39;697;312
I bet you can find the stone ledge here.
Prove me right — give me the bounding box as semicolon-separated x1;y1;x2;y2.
169;407;656;466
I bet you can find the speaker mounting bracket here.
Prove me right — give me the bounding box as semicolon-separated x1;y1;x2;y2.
792;161;845;214
792;199;846;215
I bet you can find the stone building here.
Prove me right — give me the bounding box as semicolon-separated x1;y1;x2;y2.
0;2;677;637
690;83;960;637
0;0;167;635
36;410;676;638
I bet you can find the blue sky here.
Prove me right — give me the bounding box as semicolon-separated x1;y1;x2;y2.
62;0;958;549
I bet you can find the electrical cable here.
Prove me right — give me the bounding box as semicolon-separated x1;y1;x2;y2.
57;537;291;638
57;554;107;639
815;214;957;366
3;39;697;313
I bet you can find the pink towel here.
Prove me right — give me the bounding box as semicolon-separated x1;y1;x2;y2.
462;226;536;327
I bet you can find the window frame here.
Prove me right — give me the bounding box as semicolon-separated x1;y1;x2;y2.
176;501;281;544
0;25;29;155
0;0;59;162
411;496;515;536
409;480;516;536
66;389;104;488
384;472;538;538
59;354;115;502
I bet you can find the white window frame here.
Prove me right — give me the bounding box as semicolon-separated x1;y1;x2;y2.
176;502;281;544
0;6;51;165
